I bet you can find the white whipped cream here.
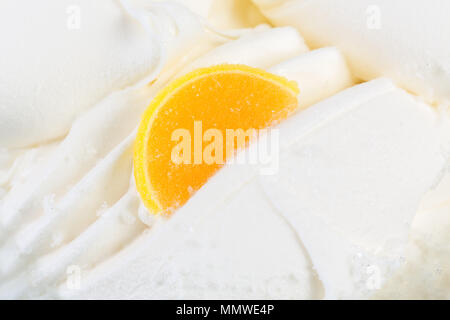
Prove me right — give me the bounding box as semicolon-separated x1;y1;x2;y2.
253;0;450;106
59;79;449;299
0;0;204;148
0;0;449;300
148;0;268;29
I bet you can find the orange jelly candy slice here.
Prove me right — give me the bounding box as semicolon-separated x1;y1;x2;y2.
134;64;299;214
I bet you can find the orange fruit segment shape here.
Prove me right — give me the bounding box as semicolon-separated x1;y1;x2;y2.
134;64;299;215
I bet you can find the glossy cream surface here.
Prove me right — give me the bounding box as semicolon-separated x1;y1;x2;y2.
0;0;449;299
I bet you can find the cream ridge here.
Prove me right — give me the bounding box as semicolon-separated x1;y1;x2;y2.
0;0;449;299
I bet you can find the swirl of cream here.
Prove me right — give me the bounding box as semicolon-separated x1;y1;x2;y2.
0;0;203;148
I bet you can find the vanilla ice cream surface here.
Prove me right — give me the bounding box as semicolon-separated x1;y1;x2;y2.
0;0;449;299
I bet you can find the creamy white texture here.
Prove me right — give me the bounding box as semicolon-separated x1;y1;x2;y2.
0;0;449;300
179;26;309;73
261;80;449;298
148;0;268;29
60;79;449;299
1;23;356;298
375;171;450;299
252;0;450;106
0;26;308;247
0;0;204;148
269;47;354;109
